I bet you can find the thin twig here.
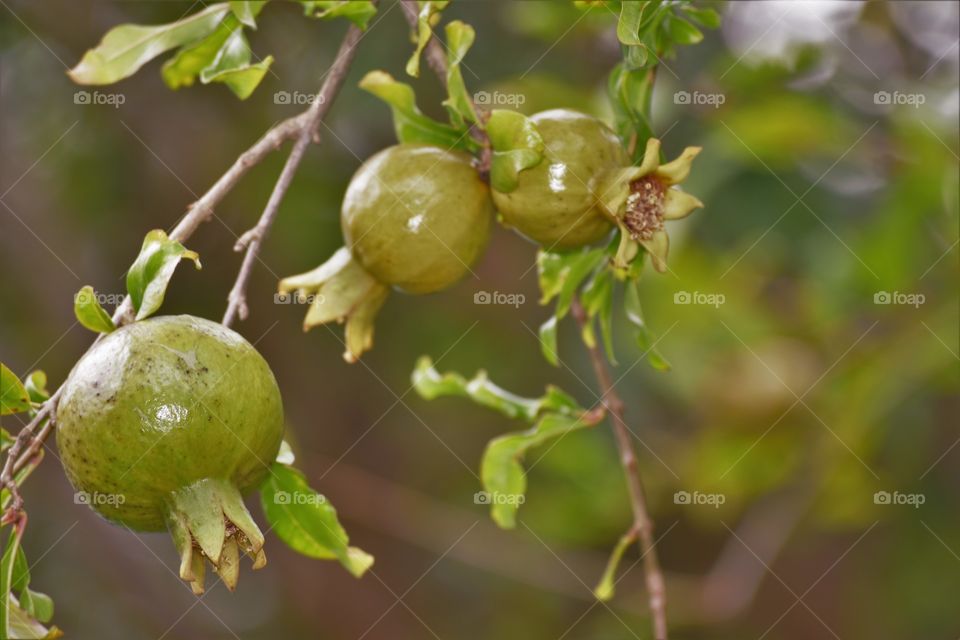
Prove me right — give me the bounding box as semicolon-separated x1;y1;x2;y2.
223;22;364;326
0;22;367;516
571;298;669;640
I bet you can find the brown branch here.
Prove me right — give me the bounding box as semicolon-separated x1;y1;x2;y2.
223;22;364;326
0;22;367;517
571;298;669;640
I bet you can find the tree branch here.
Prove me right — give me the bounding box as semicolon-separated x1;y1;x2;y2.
571;298;669;640
223;22;364;326
0;21;367;517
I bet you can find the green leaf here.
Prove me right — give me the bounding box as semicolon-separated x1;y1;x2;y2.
260;464;373;577
0;523;25;638
126;230;201;321
683;6;721;29
229;1;267;28
668;16;704;45
486;110;545;193
537;248;606;318
405;1;449;77
0;365;30;416
616;1;646;45
199;28;273;100
23;372;48;405
359;71;473;150
412;357;582;421
594;530;636;601
68;4;231;85
441;21;479;128
19;589;54;625
162;15;238;90
73;286;116;334
624;281;671;371
302;1;377;29
580;270;616;362
0;430;12;453
0;452;44;513
608;62;655;154
538;316;559;367
482;412;600;528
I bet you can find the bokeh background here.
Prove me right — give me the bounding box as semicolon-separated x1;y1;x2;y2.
1;1;958;638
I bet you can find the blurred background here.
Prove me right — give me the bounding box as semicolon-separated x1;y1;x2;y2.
1;1;957;638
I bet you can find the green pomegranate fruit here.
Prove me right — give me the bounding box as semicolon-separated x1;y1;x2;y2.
57;314;284;593
342;144;492;294
280;143;494;362
492;109;628;249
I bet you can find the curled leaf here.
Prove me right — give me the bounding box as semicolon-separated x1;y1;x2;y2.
68;4;231;85
482;411;603;528
229;1;267;28
73;286;116;334
441;21;479;128
198;28;273;99
412;357;581;421
126;230;201;321
405;1;449;77
594;530;636;601
486;110;545;193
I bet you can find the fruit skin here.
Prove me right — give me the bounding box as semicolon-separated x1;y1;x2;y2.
57;315;284;531
341;144;493;294
492;109;628;249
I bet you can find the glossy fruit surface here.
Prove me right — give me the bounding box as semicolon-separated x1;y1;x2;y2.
492;109;628;249
341;144;493;294
57;315;284;531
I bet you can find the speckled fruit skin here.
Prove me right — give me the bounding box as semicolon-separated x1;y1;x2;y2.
492;109;628;249
341;144;493;294
57;315;284;531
